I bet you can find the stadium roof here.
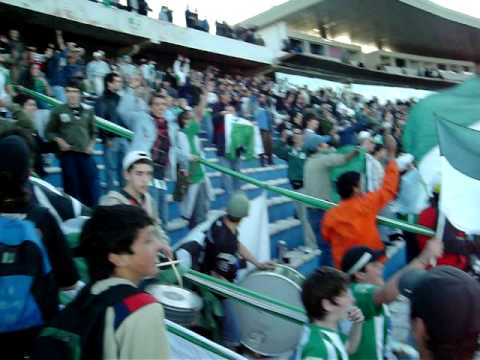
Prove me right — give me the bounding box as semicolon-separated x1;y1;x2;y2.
240;0;480;62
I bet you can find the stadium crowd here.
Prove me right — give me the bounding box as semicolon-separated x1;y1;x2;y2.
1;27;480;360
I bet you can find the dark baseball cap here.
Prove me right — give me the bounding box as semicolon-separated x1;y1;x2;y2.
399;266;480;342
341;246;384;275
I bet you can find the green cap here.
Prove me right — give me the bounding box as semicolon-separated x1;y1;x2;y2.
226;192;250;219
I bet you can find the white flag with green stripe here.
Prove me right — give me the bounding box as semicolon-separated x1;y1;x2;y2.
225;114;264;160
403;76;480;193
436;116;480;234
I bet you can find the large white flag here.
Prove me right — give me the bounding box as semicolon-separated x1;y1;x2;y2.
167;319;248;359
436;116;480;234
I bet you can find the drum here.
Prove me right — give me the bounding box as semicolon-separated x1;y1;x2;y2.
233;264;305;356
146;284;203;327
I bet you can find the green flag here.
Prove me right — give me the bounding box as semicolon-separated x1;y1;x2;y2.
402;75;480;190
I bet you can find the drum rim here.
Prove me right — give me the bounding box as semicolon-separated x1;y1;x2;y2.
236;265;305;356
145;284;203;310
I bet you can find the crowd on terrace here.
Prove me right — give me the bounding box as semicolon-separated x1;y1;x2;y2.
1;26;480;360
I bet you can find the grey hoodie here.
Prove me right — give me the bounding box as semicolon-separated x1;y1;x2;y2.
100;190;169;245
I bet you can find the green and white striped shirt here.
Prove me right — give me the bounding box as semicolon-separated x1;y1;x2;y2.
299;324;349;360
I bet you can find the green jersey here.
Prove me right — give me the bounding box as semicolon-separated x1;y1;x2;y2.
349;283;391;360
299;324;349;360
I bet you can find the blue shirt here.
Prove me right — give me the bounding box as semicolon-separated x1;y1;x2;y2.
254;106;272;131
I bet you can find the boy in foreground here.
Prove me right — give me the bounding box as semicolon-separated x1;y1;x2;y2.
298;267;364;360
78;205;170;359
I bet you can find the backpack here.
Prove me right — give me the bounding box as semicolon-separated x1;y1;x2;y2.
31;283;157;360
0;214;57;333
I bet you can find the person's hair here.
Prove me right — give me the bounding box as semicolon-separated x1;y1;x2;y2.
103;72;121;91
20;64;39;91
0;131;33;212
301;267;349;322
304;112;318;125
336;171;361;200
65;78;82;90
127;158;153;173
149;92;166;106
372;143;385;156
177;110;192;129
425;334;479;360
79;205;154;282
13;93;36;108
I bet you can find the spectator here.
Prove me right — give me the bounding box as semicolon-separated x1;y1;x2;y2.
73;205;171;359
212;93;241;195
7;96;56;177
322;135;399;267
159;6;171;22
3;29;24;83
0;54;12;115
399;266;480;360
303;135;358;265
46;79;100;206
185;7;198;29
177;108;212;229
0;134;80;359
44;31;68;102
416;188;470;270
86;50;111;96
117;72;154;152
140;59;156;88
173;55;190;87
201;192;275;348
340;238;443;360
358;131;385;192
19;63;51;109
100;151;172;255
254;92;274;166
95;72;128;191
138;0;151;16
298;267;364;359
274;128;306;190
149;93;170;226
117;50;139;83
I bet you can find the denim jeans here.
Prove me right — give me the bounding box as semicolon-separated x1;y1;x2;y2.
202;112;213;144
220;299;241;349
52;86;66;103
59;151;100;207
149;182;169;227
219;156;241;197
307;208;333;266
103;137;129;192
188;181;209;229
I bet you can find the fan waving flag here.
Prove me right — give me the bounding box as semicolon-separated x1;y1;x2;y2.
403;75;480;191
225;114;264;160
436;116;480;234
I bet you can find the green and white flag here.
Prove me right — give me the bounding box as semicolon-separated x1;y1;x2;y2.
225;114;263;160
403;75;480;192
436;116;480;234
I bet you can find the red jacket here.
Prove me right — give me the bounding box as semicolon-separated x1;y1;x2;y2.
417;207;468;270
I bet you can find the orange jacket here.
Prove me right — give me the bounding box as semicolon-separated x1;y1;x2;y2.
322;160;399;268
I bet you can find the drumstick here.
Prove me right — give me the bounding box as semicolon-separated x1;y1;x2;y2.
156;260;181;267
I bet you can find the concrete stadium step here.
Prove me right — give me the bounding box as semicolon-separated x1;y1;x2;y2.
167;178;292;221
167;208;305;251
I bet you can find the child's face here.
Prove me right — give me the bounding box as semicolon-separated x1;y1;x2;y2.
122;226;162;283
332;289;354;320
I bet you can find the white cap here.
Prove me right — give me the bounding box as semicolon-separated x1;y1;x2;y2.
123;151;152;171
358;131;371;142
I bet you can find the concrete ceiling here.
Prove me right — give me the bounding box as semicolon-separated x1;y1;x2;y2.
242;0;480;62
